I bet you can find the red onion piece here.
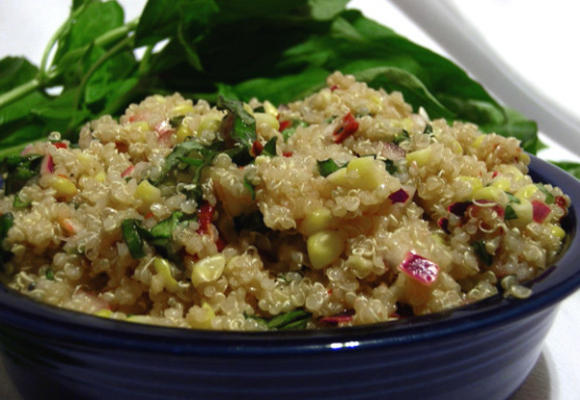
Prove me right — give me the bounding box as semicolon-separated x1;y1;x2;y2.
41;154;54;175
389;188;409;204
398;252;440;286
447;201;472;216
121;165;134;178
532;200;551;223
319;314;353;324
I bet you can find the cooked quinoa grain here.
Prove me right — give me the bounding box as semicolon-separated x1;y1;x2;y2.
0;72;570;330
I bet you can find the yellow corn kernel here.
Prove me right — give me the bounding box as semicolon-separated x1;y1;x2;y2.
300;207;333;236
520;152;530;164
263;101;278;117
550;224;566;239
450;139;463;155
191;254;226;287
406;147;432;167
51;176;77;199
176;124;193;143
127;315;155;324
345;254;373;278
95;309;112;318
129;121;150;133
504;166;525;181
254;112;280;131
95;171;107;183
243;103;254;116
307;230;344;270
189;303;215;329
199;114;223;133
511;199;533;225
346;157;383;190
135;180;161;206
457;176;483;196
153;257;179;292
515;184;538;201
368;94;383;114
326;167;349;186
491;177;511;192
472;135;485;149
473;186;503;203
171;103;194;116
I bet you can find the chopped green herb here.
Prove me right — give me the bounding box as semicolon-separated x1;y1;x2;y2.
217;96;256;149
393;129;410;145
169;115;185;128
262;136;277;157
13;194;31;209
325;116;337;124
505;192;520;204
0;154;43;195
384;159;397;174
535;184;554;204
504;205;518;220
472;240;493;267
149;212;184;248
423;124;433;135
253;106;265;113
0;212;14;268
281;120;307;141
317;159;344;177
243;312;268;326
177;156;204;167
121;219;146;259
45;268;55;280
243;175;255;200
266;309;311;330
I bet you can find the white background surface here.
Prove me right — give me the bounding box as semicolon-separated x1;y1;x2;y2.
0;1;578;399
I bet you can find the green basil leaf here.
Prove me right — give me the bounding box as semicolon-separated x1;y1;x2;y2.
243;175;255;200
535;184;554;204
317;159;344;177
13;194;31;209
121;219;146;259
384;159;397;174
0;154;43;195
471;240;493;267
262;136;277;157
504;205;517;221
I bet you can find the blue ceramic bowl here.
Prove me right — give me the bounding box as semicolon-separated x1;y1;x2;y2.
0;155;579;400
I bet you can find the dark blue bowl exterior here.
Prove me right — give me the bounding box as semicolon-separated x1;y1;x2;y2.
0;155;579;400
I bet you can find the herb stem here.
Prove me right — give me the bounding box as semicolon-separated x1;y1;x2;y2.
0;69;59;110
38;1;90;82
94;18;139;48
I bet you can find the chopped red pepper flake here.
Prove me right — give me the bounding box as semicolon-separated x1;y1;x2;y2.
398;252;440;286
491;171;498;178
282;151;293;158
532;200;551;223
330;84;338;92
333;112;359;143
251;140;263;157
52;142;68;149
555;196;567;209
216;237;226;252
279;120;292;132
197;203;215;234
144;212;154;219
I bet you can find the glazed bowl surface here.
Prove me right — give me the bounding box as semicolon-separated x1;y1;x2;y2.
0;155;579;400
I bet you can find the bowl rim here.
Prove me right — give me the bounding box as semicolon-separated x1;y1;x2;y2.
0;155;579;355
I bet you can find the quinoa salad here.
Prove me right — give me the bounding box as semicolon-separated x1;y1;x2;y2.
0;72;570;330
